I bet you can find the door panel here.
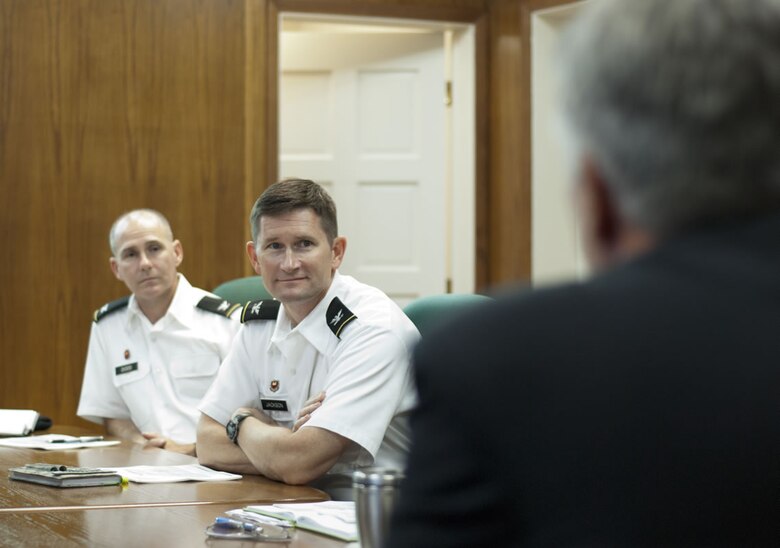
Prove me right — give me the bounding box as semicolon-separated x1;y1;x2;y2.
280;30;446;305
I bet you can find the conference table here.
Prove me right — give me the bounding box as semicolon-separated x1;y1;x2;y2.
0;428;351;547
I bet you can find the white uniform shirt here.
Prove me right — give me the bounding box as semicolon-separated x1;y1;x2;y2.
199;272;419;483
77;274;241;443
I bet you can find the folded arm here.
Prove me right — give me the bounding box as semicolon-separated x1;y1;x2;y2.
197;408;352;484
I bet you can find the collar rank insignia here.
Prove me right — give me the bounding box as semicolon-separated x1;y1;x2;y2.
241;299;281;323
197;296;241;318
270;380;280;392
326;297;357;339
93;296;130;323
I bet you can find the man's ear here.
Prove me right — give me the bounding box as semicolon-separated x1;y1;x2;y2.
331;237;346;271
173;239;183;267
246;241;262;276
109;257;122;281
577;156;622;269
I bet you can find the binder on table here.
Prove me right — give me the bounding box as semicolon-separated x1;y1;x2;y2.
9;463;123;488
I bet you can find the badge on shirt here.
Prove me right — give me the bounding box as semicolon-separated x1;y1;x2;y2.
115;362;139;376
261;399;289;412
270;380;280;392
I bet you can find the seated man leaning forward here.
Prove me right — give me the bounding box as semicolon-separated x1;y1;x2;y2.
77;209;241;456
197;179;419;499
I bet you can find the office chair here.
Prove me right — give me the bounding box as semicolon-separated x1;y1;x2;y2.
212;275;273;304
403;293;493;338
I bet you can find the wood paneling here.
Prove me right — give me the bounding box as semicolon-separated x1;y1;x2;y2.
0;0;577;429
0;0;255;427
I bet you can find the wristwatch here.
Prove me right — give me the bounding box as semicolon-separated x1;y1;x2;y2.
226;412;252;445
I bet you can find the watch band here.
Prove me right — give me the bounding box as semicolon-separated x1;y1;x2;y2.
226;412;252;445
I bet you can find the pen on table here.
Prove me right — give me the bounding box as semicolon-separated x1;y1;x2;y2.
50;436;104;444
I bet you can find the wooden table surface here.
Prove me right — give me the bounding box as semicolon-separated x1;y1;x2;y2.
0;428;328;512
0;502;353;548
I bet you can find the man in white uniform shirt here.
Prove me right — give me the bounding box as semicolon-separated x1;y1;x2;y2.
77;209;241;455
197;179;419;498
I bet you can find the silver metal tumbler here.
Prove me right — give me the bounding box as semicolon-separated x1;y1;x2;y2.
353;467;404;548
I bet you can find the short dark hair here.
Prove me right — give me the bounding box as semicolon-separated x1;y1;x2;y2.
249;179;338;243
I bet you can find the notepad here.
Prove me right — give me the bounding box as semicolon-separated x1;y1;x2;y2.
0;409;39;436
9;463;123;488
244;501;358;542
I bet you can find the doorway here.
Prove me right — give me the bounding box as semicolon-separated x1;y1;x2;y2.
278;14;476;306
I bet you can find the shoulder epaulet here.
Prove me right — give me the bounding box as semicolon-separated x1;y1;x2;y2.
241;299;281;323
196;296;242;318
93;296;130;323
326;297;357;339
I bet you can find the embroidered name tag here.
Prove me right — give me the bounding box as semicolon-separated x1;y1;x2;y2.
114;363;139;376
261;399;289;412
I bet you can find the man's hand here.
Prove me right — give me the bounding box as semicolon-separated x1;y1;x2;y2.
293;391;325;432
141;432;196;456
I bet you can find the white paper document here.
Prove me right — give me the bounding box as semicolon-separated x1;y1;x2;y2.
0;409;39;436
0;434;121;450
103;464;242;484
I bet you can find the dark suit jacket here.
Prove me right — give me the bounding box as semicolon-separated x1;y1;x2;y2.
387;214;780;547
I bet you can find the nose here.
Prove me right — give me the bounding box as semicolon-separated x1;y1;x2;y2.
281;248;299;272
139;251;152;270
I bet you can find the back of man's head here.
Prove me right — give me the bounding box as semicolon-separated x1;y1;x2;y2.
559;0;780;237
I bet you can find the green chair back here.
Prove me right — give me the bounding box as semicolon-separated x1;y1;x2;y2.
403;293;493;337
212;276;273;304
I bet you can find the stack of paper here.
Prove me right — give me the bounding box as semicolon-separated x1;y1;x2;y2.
244;501;357;542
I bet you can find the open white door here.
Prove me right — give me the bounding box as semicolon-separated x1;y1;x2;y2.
280;22;447;306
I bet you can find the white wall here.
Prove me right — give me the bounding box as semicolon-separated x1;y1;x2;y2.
531;3;588;286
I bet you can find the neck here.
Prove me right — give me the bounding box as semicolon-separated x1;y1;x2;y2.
283;289;330;328
137;277;179;325
593;224;657;271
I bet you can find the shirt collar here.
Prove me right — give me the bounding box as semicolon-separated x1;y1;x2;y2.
269;272;345;355
125;273;192;329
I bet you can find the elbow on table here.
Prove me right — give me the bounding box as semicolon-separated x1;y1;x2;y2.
277;466;321;486
196;450;217;469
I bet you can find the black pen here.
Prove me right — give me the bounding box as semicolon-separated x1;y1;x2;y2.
50;436;104;444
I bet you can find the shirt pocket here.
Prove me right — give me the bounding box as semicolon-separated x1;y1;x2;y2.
170;354;221;404
259;391;295;425
111;361;150;388
110;361;152;426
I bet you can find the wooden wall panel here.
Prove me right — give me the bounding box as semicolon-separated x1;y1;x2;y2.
0;0;576;429
486;0;529;285
0;0;254;428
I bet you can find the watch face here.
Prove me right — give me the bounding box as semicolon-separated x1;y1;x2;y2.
226;420;237;442
226;413;250;444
